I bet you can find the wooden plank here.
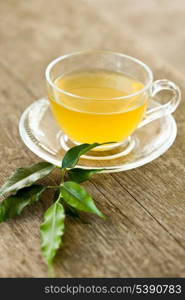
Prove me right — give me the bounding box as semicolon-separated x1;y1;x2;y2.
0;0;184;277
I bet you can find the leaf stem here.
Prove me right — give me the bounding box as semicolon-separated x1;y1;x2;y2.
48;263;55;277
61;169;66;183
47;185;61;189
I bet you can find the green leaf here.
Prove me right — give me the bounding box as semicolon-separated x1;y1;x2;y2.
68;168;104;183
0;162;55;197
40;201;65;266
61;142;113;169
0;185;46;222
61;181;105;219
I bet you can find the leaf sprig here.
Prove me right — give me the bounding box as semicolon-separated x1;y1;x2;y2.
0;142;109;272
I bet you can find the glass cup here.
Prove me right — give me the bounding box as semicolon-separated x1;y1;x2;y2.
45;50;181;156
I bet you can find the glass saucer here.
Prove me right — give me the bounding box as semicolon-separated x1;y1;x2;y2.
19;98;177;173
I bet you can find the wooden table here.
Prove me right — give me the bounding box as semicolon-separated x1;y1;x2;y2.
0;0;185;277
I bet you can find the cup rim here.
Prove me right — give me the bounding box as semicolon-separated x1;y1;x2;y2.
45;50;153;101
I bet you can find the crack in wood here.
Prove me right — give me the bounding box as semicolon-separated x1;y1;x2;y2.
90;179;172;253
111;174;185;252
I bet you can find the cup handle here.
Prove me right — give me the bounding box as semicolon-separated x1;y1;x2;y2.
138;79;181;128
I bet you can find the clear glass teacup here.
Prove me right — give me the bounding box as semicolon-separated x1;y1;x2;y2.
46;50;181;155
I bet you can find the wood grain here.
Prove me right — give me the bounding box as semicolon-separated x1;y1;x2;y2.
0;0;185;277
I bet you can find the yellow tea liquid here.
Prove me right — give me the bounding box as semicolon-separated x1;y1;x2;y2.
49;70;148;143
